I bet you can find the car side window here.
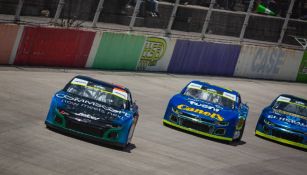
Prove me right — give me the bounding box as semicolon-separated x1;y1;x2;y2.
238;95;242;107
128;93;133;107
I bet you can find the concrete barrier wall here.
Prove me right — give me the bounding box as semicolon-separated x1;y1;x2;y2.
0;24;19;64
91;32;145;71
168;40;241;76
14;26;95;67
1;24;305;83
234;45;303;81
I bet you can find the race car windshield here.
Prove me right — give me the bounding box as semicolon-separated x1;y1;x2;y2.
273;99;307;118
184;87;236;109
64;78;129;109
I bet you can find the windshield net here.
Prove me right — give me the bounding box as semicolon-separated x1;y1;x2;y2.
184;83;236;109
65;78;128;109
273;96;307;118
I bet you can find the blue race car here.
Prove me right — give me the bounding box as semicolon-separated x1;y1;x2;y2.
45;75;139;148
163;81;249;142
255;95;307;149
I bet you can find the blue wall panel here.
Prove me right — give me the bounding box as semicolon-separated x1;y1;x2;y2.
167;40;241;76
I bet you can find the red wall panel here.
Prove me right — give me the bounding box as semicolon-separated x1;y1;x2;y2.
14;26;95;67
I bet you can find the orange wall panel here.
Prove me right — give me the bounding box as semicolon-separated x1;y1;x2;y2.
0;24;19;64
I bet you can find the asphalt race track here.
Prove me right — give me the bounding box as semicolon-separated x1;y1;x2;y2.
0;66;306;175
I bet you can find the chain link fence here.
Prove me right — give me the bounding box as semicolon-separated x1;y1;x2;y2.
0;0;306;49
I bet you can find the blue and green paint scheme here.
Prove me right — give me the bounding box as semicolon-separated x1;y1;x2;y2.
45;76;139;148
256;94;307;149
163;81;249;142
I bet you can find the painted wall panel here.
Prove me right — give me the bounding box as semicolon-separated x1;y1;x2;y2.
234;45;303;81
0;24;19;64
14;26;95;67
296;51;307;83
92;32;145;70
9;25;24;64
86;32;103;68
136;36;176;72
167;40;241;76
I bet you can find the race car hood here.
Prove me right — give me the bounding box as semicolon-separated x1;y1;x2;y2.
263;108;307;132
170;94;238;122
52;91;131;123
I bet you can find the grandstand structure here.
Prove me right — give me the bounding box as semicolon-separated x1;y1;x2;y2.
0;0;306;49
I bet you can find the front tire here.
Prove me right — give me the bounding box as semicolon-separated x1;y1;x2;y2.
232;121;246;142
127;116;138;144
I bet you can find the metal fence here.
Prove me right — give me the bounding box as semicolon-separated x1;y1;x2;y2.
0;0;306;49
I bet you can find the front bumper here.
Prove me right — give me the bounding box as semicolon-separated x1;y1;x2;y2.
45;121;125;147
256;121;307;149
163;117;233;141
45;108;128;146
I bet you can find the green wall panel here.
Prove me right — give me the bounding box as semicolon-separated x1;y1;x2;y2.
296;51;307;83
92;32;145;70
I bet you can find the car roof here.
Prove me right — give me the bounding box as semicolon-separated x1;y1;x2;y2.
73;75;130;93
189;80;239;96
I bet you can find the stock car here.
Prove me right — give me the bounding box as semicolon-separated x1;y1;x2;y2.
255;95;307;149
163;81;249;142
45;75;139;148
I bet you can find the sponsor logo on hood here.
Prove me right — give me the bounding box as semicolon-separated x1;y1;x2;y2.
177;104;224;121
274;109;306;120
267;115;307;128
74;113;100;121
188;101;221;112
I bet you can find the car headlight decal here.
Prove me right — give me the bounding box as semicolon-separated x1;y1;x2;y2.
215;121;229;126
172;107;182;115
59;109;69;116
264;118;275;126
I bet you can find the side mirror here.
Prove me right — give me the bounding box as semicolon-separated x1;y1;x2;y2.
131;100;137;110
239;102;248;109
242;103;249;111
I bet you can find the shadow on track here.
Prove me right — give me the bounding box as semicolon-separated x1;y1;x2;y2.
163;122;246;146
255;134;307;152
46;125;136;153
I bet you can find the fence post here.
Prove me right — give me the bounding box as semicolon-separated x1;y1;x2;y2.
53;0;65;23
14;0;24;22
200;0;215;40
92;0;105;27
239;0;255;42
277;0;295;45
129;0;142;31
165;0;180;36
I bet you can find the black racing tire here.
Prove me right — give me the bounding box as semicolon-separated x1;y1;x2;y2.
234;121;246;142
127;117;137;144
238;122;246;141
